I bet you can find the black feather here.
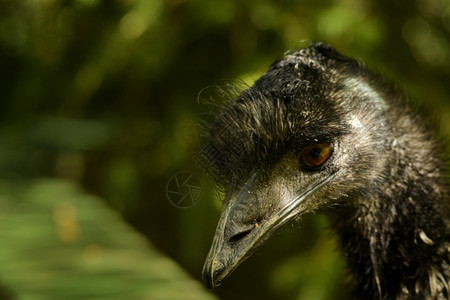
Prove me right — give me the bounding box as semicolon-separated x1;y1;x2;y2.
199;43;450;299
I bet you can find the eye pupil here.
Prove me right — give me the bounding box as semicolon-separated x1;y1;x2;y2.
300;143;332;168
309;147;322;159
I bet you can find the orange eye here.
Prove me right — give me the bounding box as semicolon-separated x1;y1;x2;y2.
300;143;332;168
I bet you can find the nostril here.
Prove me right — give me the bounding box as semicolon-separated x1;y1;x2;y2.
228;224;255;244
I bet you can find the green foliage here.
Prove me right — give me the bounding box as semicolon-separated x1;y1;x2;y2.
0;179;217;300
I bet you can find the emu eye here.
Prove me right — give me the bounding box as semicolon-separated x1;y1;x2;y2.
300;143;332;168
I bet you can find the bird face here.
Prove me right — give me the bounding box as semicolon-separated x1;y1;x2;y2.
202;149;340;289
201;44;390;289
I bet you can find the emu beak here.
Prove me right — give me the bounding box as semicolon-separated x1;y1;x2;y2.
202;171;336;289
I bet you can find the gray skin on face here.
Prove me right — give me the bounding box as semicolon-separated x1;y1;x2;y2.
200;43;450;299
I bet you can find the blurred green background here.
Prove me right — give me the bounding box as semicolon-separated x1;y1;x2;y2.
0;0;449;299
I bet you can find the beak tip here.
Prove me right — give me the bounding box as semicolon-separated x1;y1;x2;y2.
202;260;217;289
202;273;214;290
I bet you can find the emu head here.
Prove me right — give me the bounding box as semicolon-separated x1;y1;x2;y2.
201;43;395;289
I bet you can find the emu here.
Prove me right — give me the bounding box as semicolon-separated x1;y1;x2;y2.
200;43;450;299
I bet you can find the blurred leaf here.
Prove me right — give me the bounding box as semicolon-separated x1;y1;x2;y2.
0;179;217;300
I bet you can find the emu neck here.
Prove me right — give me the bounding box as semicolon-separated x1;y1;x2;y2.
329;115;449;299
